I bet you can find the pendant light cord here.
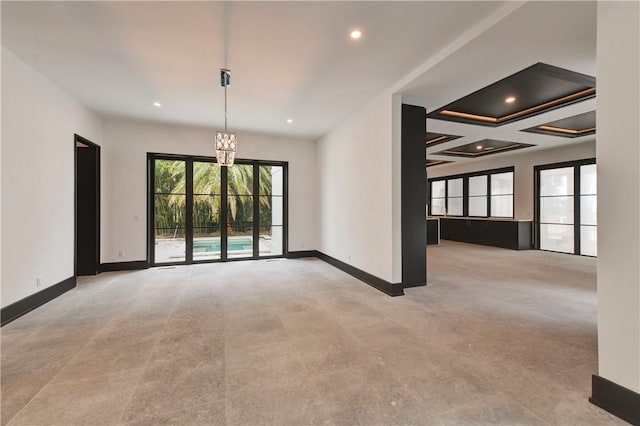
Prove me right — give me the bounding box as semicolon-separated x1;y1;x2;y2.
224;84;228;132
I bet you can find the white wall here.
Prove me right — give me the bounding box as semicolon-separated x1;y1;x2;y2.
1;47;103;308
101;117;317;263
428;142;596;220
318;92;402;283
596;1;640;393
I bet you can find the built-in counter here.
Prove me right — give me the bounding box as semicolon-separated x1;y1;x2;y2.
429;217;532;250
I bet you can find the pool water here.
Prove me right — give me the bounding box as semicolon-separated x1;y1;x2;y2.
193;237;252;252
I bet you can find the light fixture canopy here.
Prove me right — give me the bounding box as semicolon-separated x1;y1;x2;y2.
215;68;236;167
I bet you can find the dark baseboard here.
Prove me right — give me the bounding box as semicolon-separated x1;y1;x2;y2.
314;251;404;297
403;282;426;289
1;276;76;326
287;250;319;259
590;375;640;425
98;261;149;273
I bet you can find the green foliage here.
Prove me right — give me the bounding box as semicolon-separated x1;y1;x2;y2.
154;160;276;237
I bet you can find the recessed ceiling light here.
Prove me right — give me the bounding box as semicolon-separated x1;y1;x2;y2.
153;102;162;107
505;96;516;104
476;145;483;150
350;30;362;39
286;118;293;124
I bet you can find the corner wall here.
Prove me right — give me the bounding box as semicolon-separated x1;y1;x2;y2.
101;117;318;263
595;0;640;395
428;141;596;220
317;93;401;283
1;47;103;308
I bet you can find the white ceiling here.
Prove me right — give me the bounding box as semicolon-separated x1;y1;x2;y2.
1;1;506;139
399;1;597;165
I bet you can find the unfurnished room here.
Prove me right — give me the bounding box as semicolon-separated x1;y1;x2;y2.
1;1;639;425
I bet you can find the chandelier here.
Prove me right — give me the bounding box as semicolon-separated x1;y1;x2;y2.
215;68;236;166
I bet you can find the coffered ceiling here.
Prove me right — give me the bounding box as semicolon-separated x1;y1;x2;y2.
400;1;597;167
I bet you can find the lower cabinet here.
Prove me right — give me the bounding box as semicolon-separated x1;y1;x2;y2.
427;219;439;245
439;218;532;250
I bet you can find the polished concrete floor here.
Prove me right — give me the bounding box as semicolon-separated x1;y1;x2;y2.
1;241;625;425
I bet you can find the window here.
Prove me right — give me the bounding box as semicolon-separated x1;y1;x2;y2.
580;164;597;256
428;167;514;218
535;159;596;256
447;178;463;216
468;175;488;216
150;154;287;265
539;167;574;254
430;181;446;215
490;172;514;218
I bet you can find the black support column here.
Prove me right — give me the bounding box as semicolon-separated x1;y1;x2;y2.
401;104;427;288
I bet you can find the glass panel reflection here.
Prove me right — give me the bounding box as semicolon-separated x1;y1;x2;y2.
580;164;597;195
491;195;513;218
431;198;446;215
432;181;445;198
540;224;574;254
580;195;597;226
259;225;283;256
468;196;487;217
448;178;463;197
540;167;574;196
490;172;513;195
580;226;597;256
469;176;487;196
540;196;574;224
154;228;186;263
448;197;463;216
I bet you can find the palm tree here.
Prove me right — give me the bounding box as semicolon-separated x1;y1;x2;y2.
161;161;273;235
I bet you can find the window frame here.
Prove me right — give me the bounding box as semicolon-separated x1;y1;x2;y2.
428;166;515;219
533;158;596;257
147;153;289;266
489;171;515;218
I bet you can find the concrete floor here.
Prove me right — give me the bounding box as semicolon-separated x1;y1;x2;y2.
0;241;625;425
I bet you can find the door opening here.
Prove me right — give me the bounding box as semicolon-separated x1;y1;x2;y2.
148;154;287;265
75;135;100;275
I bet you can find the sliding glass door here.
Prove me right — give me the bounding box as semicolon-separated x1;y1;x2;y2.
149;154;287;265
227;164;254;259
153;159;187;263
535;159;596;256
259;165;284;257
192;160;222;261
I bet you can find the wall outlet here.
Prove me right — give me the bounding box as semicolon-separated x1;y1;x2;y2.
36;276;43;288
300;242;305;248
133;214;139;222
348;254;352;262
118;251;124;258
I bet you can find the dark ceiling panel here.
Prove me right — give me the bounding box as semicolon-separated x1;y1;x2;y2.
432;139;535;158
522;111;596;138
426;132;462;147
426;63;596;127
426;159;453;167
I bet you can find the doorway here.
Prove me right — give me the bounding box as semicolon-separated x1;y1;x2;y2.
74;134;100;275
534;158;597;256
148;154;287;265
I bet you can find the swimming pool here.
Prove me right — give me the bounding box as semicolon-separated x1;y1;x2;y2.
193;237;252;252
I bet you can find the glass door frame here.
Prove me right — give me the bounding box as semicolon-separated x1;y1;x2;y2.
533;157;596;256
147;153;288;266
